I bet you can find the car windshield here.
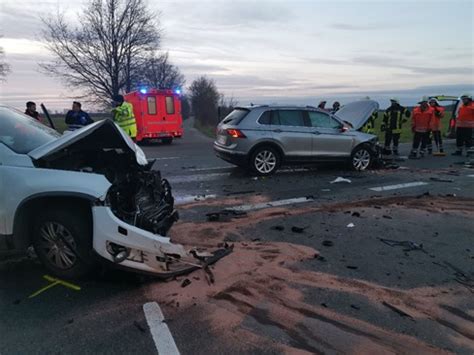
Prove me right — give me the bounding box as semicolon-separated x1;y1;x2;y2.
0;106;60;154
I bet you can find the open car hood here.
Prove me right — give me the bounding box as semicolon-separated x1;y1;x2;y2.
28;119;147;165
334;100;379;130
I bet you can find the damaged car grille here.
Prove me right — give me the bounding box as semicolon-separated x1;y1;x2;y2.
108;170;179;236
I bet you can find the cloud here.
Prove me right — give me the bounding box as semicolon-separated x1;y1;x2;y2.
329;23;389;31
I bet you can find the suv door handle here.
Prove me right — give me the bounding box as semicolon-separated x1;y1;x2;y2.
273;129;282;133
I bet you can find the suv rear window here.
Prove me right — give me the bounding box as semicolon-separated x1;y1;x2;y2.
221;108;250;125
258;111;272;125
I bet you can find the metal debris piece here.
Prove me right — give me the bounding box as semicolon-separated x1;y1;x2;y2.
379;238;425;252
430;177;454;183
382;301;414;320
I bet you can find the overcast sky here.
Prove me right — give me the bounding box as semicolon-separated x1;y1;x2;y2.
0;0;473;111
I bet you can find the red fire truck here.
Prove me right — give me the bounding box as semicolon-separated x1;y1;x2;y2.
125;88;183;144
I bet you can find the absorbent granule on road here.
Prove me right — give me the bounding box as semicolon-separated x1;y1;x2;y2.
143;196;474;354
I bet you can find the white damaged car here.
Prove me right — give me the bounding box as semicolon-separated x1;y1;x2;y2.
0;105;230;278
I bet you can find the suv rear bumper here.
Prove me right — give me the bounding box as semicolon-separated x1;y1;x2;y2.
214;144;248;166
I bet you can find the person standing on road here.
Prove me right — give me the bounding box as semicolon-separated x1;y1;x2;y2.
452;93;474;156
65;101;94;131
112;95;137;139
381;98;410;155
427;98;445;154
331;101;341;113
24;101;42;121
409;97;433;159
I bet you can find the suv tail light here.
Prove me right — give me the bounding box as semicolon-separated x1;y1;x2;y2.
226;129;246;138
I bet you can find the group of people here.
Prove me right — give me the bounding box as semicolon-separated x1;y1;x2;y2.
23;95;137;139
316;94;474;158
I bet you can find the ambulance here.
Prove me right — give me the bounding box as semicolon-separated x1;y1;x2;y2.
125;88;183;144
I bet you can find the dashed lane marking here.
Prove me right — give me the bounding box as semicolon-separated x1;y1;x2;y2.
143;302;180;355
369;181;429;192
227;196;314;212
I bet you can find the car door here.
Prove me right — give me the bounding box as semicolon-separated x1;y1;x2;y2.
272;109;313;159
307;110;354;158
0;145;7;240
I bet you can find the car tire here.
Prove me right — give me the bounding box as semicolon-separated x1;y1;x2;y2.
351;145;373;171
162;137;173;145
32;205;95;279
250;146;281;176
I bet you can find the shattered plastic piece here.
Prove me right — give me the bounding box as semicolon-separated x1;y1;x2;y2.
321;189;331;192
291;226;308;233
133;320;147;333
330;177;352;184
351;304;361;310
346;223;355;228
346;265;358;270
382;215;393;219
271;225;285;231
322;240;334;247
351;212;361;217
181;279;191;288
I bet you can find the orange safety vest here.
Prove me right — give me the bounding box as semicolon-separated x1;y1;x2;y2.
457;101;474;128
412;106;433;133
430;106;445;131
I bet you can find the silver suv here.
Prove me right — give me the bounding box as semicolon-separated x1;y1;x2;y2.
214;100;380;175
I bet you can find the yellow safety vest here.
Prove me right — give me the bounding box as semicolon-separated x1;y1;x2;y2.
112;102;137;138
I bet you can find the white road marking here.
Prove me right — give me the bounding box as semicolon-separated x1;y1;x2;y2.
175;194;217;205
369;181;428;192
228;196;314;212
143;302;180;355
169;173;230;184
151;156;181;161
187;166;232;172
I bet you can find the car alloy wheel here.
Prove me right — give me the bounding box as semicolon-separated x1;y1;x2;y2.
352;148;371;171
254;149;277;174
38;222;77;270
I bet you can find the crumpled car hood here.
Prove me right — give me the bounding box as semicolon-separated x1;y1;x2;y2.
28;119;148;166
334;100;379;130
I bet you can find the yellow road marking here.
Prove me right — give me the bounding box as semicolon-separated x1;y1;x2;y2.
28;275;81;299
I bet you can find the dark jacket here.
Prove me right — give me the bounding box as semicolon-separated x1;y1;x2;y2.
383;104;410;134
65;110;94;129
25;110;41;121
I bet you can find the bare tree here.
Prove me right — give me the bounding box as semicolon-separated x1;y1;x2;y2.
189;76;220;126
218;94;238;120
136;52;185;90
0;40;10;81
41;0;161;103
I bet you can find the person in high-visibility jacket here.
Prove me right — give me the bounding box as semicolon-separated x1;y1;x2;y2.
112;94;137;139
427;98;445;154
361;111;378;135
452;93;474;156
381;98;410;155
409;97;433;159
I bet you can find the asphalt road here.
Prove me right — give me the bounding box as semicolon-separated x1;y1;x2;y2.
1;119;474;354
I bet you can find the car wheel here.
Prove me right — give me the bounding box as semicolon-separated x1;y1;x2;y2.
32;206;95;279
351;145;372;171
250;146;280;176
162;137;173;145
